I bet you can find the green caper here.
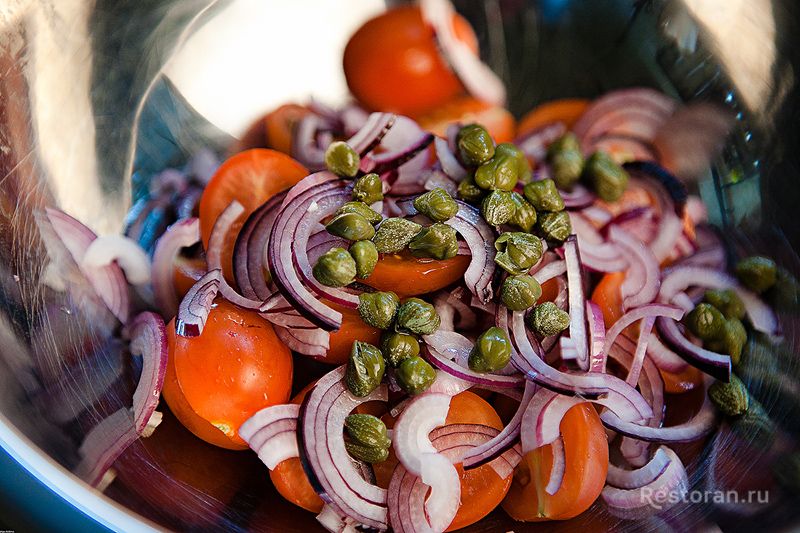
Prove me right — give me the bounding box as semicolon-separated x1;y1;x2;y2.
474;153;518;191
345;414;390;448
523;178;565;212
708;374;749;417
469;327;512;372
584;151;629;202
457;124;495;166
326;212;376;241
335;201;383;225
358;291;400;329
345;341;386;397
381;331;420;367
396;298;440;335
547;133;584;190
372;218;422;253
413;188;459;222
736;256;777;294
508;192;537;232
396;355;437;395
501;275;542;311
496;143;532;184
729;398;775;446
408;223;458;260
527;302;570;337
457;176;485;203
536;211;572;242
345;441;390;464
352;173;383;204
703;289;746;320
481;190;516;226
325;141;360;178
350;240;379;279
494;232;544;275
313;247;356;287
684;303;726;341
706;318;747;366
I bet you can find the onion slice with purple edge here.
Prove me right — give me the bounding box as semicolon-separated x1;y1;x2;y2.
520;387;583;453
298;366;388;529
564;236;589;370
152;218;201;319
530;259;566;284
587;301;606;372
361;131;434;175
608;225;661;309
505;307;652;422
447;201;497;303
40;207;130;323
656;317;731;381
233;192;286;300
601;446;688;518
74;311;168;488
175;269;222;337
516;122;567;162
602;303;684;358
546;437;567;495
601;375;717;442
274;324;330;357
420;0;506;106
646;331;689;373
434;136;467;181
393;393;452;476
606;446;671;489
347;112;396;156
659;265;780;337
239;404;300;469
568;212;628;272
560;184;596;210
82;235;151;285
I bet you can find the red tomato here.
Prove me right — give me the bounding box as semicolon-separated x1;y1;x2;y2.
365;251;470;297
417;96;516;144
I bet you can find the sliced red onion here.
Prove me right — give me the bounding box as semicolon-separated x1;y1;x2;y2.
434;136;467;181
516;122;567;162
601;375;717;442
520;387;582;453
419;452;460;533
361;132;434;175
530;259;566;284
625;161;688;215
446;200;496;303
422;331;524;388
626;316;655;387
317;504;346;533
560;184;596;209
292;114;335;170
580;204;614;227
656;317;731;381
646;332;689;373
587;134;658;162
298;366;388;529
569;212;628;272
152;218;200;319
608;225;660;309
505;308;652;422
82;235;151;285
274;324;330;356
40;207;130;323
607;446;671;489
564;236;589;370
393;393;452;477
587;301;606;372
75;312;168;487
347;112;396;156
462;381;536;469
420;0;506;106
239;404;300;469
603;303;683;357
233;191;287;300
659;265;780;337
545;437;566;495
175;269;221;337
602;446;688;516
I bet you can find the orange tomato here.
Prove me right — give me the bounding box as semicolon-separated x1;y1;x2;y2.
163;300;293;450
198;149;308;282
417;96;516;144
660;365;703;394
539;278;560;303
593;183;655;220
591;271;626;328
365;251;470;297
325;302;382;365
502;402;608;521
264;103;312;155
173;255;207;300
516;98;590;138
343;6;478;117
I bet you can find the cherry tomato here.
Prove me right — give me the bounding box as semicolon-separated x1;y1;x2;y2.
660;365;703;394
264;103;312;155
417;96;516;144
516;98;590;138
344;6;478;117
163;300;293;450
325;302;382;365
591;271;626;328
365;251;470;297
173;254;207;300
198;149;308;282
502;402;608;521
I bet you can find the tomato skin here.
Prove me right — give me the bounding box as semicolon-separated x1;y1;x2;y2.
365;251;470;297
325;304;382;364
417;97;516;144
269;457;323;514
173;255;207;300
198;149;308;282
265;103;312;155
516;98;590;138
591;271;626;328
502;403;608;521
344;6;477;117
163;300;293;450
660;364;703;394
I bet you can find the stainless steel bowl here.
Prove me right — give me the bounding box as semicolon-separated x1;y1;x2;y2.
2;0;799;531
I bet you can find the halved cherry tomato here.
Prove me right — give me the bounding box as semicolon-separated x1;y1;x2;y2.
325;302;382;365
660;365;703;394
591;271;626;328
516;98;590;138
343;6;478;117
265;103;312;155
173;255;207;300
163;300;293;450
502;402;608;521
198;149;308;282
365;251;470;297
417;96;516;144
373;392;511;531
540;278;560;303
